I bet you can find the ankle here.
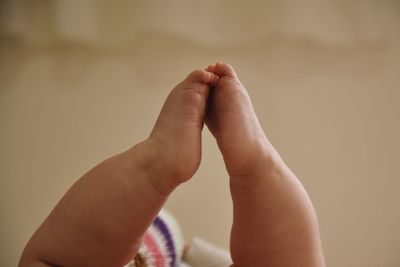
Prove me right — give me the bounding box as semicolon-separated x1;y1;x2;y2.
126;139;181;197
228;143;286;190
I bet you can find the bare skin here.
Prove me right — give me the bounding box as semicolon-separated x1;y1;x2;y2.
19;63;325;267
18;69;219;267
206;63;325;267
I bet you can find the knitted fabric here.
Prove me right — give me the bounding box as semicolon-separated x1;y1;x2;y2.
124;210;184;267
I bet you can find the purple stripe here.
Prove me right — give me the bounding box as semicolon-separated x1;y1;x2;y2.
154;216;176;267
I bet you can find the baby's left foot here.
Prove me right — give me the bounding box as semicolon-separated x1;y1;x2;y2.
205;63;280;181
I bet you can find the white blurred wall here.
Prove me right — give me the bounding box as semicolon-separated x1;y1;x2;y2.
1;1;400;266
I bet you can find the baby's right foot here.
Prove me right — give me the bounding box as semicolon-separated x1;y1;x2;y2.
143;68;218;195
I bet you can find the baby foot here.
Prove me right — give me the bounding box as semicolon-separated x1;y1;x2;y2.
206;63;280;180
143;69;219;195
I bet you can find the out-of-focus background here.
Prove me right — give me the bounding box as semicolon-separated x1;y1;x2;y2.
1;1;399;266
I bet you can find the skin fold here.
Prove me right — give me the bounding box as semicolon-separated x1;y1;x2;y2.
19;63;325;267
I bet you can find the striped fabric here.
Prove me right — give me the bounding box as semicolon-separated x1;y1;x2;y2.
125;210;184;267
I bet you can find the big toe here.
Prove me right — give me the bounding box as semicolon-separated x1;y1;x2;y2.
207;62;238;79
184;69;219;87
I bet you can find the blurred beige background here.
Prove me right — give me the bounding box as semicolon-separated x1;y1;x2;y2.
1;1;400;266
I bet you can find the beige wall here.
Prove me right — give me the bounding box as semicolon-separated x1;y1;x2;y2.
1;1;400;266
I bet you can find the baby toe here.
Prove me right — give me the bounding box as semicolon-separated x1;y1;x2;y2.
185;69;219;86
213;62;237;79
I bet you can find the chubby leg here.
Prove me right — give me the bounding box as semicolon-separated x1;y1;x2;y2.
18;69;219;267
206;63;325;267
